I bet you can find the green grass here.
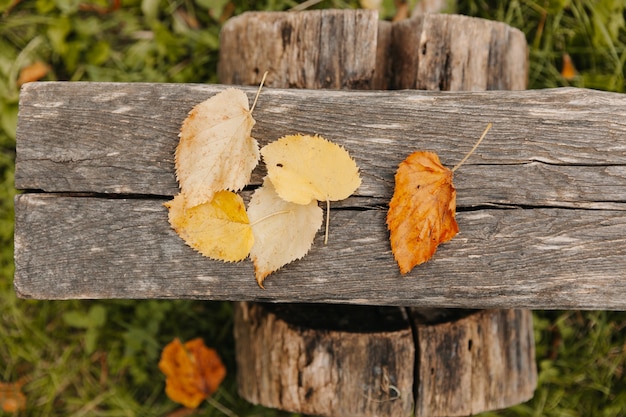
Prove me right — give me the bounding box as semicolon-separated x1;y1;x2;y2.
1;0;626;416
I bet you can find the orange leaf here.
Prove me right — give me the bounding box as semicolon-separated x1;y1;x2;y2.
17;61;50;86
387;151;459;273
0;379;27;413
560;53;577;80
159;338;226;409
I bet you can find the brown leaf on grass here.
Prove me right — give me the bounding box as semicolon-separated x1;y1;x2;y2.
159;338;226;409
17;61;50;86
387;151;459;273
0;379;27;413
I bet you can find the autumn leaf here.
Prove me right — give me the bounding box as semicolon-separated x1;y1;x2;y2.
261;133;361;243
387;151;459;273
387;124;492;273
164;191;253;262
262;134;361;205
0;378;27;413
561;53;577;80
159;338;226;409
248;178;323;287
17;61;50;86
176;88;260;208
168;84;361;282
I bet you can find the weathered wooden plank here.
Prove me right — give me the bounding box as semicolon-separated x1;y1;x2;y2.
14;194;626;309
15;83;626;208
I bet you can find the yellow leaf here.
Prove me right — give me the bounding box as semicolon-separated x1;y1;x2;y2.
261;134;361;205
176;88;259;207
248;178;323;287
164;191;253;262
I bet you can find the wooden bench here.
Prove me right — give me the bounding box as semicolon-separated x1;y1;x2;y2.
15;83;626;306
14;10;626;417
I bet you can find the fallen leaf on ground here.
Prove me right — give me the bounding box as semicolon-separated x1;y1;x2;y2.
261;134;361;205
164;191;253;262
17;61;50;86
248;178;323;287
561;53;577;80
176;88;259;207
0;378;27;413
159;338;226;409
387;151;459;273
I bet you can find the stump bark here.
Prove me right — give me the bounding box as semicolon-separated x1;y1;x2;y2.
234;303;415;416
219;10;536;417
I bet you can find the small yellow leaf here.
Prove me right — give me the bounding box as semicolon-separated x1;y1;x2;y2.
176;88;259;207
261;134;361;205
248;178;323;287
164;191;253;262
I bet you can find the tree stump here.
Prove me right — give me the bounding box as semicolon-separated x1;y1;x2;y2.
234;303;415;416
219;10;536;417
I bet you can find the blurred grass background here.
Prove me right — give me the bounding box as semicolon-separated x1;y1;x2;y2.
1;0;625;415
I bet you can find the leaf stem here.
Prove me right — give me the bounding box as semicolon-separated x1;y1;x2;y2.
249;209;290;227
207;397;238;417
250;71;268;114
451;123;492;173
324;199;330;245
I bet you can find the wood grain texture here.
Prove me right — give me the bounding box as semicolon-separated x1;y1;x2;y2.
217;10;379;89
413;309;536;416
14;194;626;309
217;12;526;91
218;11;536;417
15;83;626;211
391;14;527;90
234;302;415;417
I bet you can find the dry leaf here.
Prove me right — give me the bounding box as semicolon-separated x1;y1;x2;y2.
561;53;577;80
176;88;259;207
164;191;253;262
387;124;491;273
17;61;50;86
261;134;361;205
248;178;323;287
0;379;27;413
387;151;459;273
159;338;226;409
